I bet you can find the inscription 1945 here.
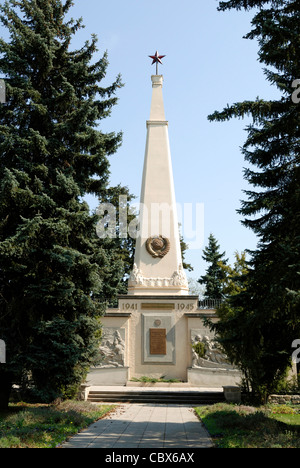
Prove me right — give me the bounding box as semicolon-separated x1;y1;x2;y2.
150;328;166;355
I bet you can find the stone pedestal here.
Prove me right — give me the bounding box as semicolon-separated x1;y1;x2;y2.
87;367;129;386
85;296;242;387
188;368;242;388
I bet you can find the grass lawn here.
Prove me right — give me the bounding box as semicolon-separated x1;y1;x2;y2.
0;400;115;448
195;403;300;448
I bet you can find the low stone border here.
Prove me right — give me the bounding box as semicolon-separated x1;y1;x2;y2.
269;394;300;405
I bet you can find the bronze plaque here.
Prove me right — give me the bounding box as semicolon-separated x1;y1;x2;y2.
150;328;166;355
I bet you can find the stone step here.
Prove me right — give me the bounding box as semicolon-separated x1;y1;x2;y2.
87;390;225;405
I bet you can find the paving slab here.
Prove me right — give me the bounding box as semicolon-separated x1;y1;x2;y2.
62;403;214;449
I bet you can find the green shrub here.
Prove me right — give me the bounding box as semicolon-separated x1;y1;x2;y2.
192;342;206;358
0;436;21;448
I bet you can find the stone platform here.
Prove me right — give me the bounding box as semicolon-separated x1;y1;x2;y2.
82;383;225;405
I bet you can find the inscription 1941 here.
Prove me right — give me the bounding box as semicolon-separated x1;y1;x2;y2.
150;328;166;355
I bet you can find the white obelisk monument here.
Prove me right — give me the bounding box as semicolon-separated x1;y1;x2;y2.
128;52;188;295
86;55;243;388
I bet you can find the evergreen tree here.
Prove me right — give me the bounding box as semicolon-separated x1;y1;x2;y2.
208;0;300;402
179;228;193;273
205;252;251;385
0;0;126;407
218;251;249;298
97;184;137;296
198;234;228;300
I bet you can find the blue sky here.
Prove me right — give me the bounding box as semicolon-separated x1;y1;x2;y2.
3;0;281;281
65;0;282;281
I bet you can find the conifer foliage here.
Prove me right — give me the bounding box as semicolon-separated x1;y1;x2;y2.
0;0;125;406
208;0;300;401
198;234;228;300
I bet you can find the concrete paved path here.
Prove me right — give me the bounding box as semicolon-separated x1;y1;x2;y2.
62;403;214;449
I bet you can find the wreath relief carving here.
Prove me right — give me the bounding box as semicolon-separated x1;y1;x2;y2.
146;235;170;258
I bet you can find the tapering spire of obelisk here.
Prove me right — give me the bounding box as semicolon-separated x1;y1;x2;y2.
128;54;188;295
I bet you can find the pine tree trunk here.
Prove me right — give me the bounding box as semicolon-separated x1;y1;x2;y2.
0;371;12;409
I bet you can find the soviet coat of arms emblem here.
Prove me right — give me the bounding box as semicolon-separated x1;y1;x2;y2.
146;235;170;258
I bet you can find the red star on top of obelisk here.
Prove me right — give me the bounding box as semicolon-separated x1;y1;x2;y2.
149;51;166;75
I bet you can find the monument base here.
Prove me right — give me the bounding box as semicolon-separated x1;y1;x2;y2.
88;295;243;388
188;367;242;388
86;367;128;386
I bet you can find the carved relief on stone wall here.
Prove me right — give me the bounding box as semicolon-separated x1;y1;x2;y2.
128;263;188;288
191;330;236;370
98;328;125;368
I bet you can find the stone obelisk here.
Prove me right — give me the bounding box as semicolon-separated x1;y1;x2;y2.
86;55;242;388
128;55;188;295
